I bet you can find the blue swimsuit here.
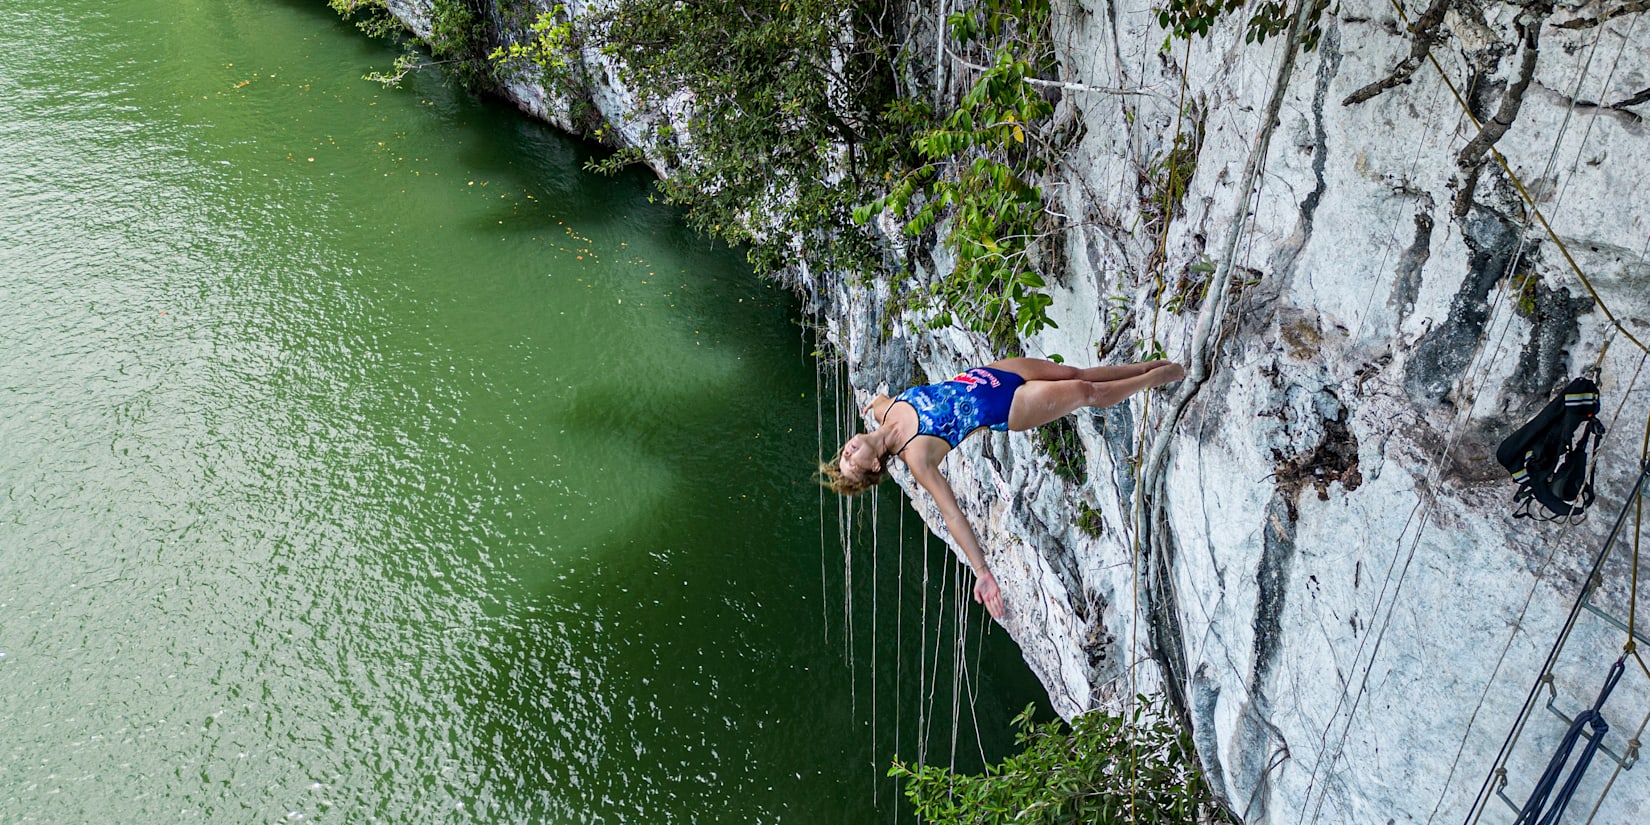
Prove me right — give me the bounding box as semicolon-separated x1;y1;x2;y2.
885;367;1026;449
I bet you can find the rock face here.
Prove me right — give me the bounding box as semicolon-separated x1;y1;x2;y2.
380;1;1650;822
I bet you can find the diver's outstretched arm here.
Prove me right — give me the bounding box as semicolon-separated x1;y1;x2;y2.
910;463;1004;619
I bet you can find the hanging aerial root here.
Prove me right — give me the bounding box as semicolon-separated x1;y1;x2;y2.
1452;4;1553;217
1342;0;1454;107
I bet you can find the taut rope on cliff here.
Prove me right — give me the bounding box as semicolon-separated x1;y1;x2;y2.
1459;458;1650;825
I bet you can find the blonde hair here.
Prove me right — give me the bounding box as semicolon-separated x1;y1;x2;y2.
818;445;887;497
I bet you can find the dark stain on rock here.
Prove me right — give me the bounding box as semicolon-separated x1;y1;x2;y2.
1235;495;1295;822
1405;206;1522;404
1035;532;1084;613
1388;208;1434;323
1510;276;1592;398
1252;493;1297;685
1299;26;1340;235
1273;28;1341;284
1095;401;1136;508
1190;665;1231;805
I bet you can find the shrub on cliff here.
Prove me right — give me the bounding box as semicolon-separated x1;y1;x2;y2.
892;699;1230;824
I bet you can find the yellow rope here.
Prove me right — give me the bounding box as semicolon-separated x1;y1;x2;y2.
1383;0;1650;357
1592;330;1615;374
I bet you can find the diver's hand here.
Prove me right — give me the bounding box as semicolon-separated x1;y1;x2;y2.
973;569;1004;619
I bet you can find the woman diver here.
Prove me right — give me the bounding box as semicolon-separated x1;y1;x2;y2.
820;357;1185;619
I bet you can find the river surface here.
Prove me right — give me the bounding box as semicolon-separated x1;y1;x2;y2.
0;1;1047;822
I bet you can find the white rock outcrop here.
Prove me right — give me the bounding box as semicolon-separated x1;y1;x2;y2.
381;1;1650;821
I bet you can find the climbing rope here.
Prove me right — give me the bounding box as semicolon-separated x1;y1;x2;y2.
817;317;831;645
1300;291;1522;824
870;488;880;800
1137;0;1319;492
1132;0;1320;693
1427;349;1647;825
1460;459;1650;825
893;495;907;798
1303;86;1582;811
1395;8;1650;819
1292;7;1650;819
1513;654;1627;825
1630;409;1648;652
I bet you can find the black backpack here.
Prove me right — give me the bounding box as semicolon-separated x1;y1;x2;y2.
1496;376;1605;521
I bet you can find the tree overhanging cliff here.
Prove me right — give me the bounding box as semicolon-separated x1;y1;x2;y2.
330;1;1650;822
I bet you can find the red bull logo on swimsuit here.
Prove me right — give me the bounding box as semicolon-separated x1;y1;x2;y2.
951;368;1002;389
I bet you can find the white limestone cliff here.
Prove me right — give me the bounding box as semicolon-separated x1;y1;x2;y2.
380;1;1650;821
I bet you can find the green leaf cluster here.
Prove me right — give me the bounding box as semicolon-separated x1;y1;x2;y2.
488;6;581;90
327;0;401;39
1156;0;1328;51
891;699;1230;825
1076;501;1104;538
425;0;492;87
335;0;1079;344
1143;120;1201;242
857;0;1060;347
1034;415;1086;485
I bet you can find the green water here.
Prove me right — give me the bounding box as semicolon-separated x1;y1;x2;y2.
0;1;1047;822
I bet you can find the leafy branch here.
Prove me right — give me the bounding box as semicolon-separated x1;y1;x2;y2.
856;1;1061;345
1157;0;1329;50
488;5;582;89
541;0;917;277
892;699;1231;825
327;0;401;39
329;0;495;89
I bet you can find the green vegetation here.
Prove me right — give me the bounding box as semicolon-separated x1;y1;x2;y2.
330;0;494;88
489;0;1067;342
1034;415;1086;485
488;6;580;89
1512;270;1541;317
320;3;1309;822
522;0;920;278
334;0;1075;343
892;700;1229;824
1144;119;1202;233
858;0;1060;346
332;0;1339;343
1076;501;1104;538
1157;0;1328;50
327;0;400;39
424;0;490;87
